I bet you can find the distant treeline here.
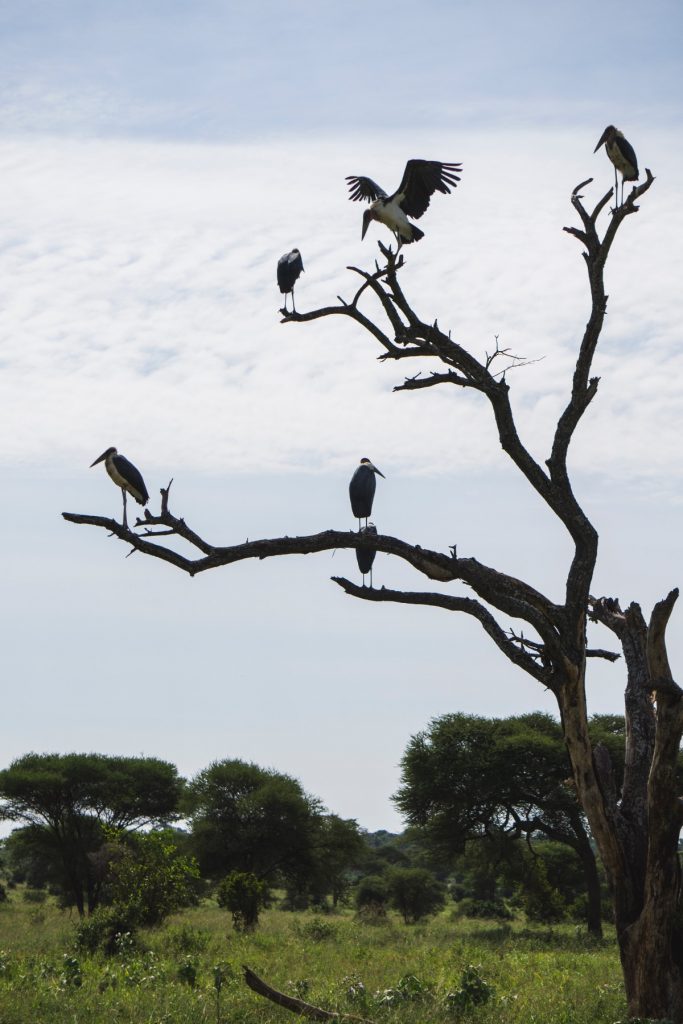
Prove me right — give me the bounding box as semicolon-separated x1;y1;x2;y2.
1;711;655;940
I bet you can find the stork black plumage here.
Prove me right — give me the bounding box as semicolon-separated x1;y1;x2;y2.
594;126;639;206
349;458;385;531
90;447;149;529
346;159;462;246
356;523;378;588
277;248;304;312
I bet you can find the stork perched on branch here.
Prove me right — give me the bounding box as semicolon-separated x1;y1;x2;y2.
346;159;462;246
90;447;149;529
594;126;639;206
277;248;304;313
349;458;385;531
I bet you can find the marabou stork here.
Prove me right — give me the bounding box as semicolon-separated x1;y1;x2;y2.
349;458;385;531
594;126;639;206
90;447;149;528
356;523;378;588
277;248;304;312
346;159;462;246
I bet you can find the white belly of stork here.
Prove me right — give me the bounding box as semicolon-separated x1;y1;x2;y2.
606;138;637;180
375;199;414;242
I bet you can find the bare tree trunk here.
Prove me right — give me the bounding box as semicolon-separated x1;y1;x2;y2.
581;593;683;1019
572;828;602;938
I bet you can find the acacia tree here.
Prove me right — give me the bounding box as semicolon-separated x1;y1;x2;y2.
63;169;683;1021
185;759;323;887
395;711;606;935
0;753;182;914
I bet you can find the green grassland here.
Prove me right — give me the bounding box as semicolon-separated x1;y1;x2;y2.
0;894;626;1024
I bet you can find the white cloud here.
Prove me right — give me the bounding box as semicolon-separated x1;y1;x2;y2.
0;128;680;490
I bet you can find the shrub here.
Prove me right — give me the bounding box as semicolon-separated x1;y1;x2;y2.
105;830;201;927
386;867;446;924
74;906;139;955
60;955;83;988
454;896;512;920
216;871;269;931
176;955;198;987
445;964;495;1011
355;874;389;915
297;917;337;942
376;974;432;1006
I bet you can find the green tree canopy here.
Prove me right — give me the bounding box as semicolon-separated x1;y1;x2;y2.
185;759;322;887
0;753;182;915
307;814;365;907
394;712;616;935
355;873;390;915
386;866;447;924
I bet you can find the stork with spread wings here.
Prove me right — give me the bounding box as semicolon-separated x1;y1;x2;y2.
346;159;462;245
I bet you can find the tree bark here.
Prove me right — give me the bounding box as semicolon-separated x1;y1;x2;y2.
570;825;603;938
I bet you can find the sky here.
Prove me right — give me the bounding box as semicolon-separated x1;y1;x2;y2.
1;0;682;834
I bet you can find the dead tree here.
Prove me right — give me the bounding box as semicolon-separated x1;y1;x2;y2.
64;168;683;1022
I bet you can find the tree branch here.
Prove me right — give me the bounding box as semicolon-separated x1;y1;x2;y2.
330;578;552;683
543;175;655;637
393;369;474;392
242;966;375;1024
641;590;683;933
587;648;620;662
64;493;569;673
647;588;682;701
282;300;399;357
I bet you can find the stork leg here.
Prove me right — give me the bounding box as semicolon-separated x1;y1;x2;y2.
121;488;128;529
291;289;296;314
369;565;373;589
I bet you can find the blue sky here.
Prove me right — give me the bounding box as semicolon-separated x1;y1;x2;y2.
5;1;682;138
1;0;682;833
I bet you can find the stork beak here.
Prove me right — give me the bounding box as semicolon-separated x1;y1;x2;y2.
372;464;385;479
361;210;372;240
594;128;610;153
90;451;109;468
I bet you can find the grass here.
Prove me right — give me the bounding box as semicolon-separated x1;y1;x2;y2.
0;894;626;1024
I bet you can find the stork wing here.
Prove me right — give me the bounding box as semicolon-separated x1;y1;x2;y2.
277;249;304;291
113;453;149;504
615;135;639;176
393;159;462;220
345;176;387;203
